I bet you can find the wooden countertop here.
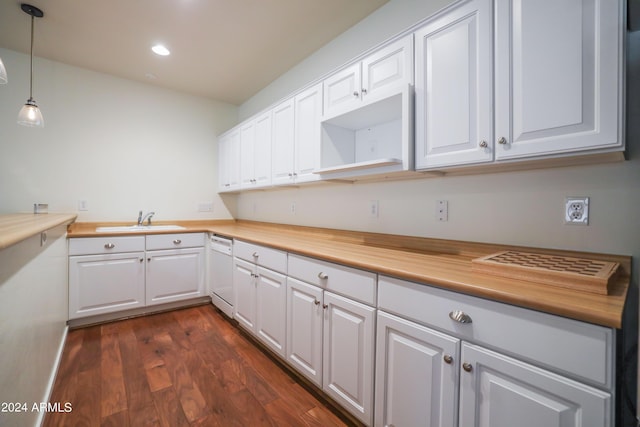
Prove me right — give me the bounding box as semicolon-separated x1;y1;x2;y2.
67;220;631;329
0;213;78;250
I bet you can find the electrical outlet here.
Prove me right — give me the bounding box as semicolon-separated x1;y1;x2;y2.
78;200;88;211
197;201;213;212
291;202;296;215
436;200;448;222
369;200;379;218
564;197;589;225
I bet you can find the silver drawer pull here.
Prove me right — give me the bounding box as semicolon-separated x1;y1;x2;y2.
317;272;328;280
104;243;115;249
252;251;259;257
173;239;182;245
449;310;472;324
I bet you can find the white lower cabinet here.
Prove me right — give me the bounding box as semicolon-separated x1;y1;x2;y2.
68;233;205;319
376;275;614;427
146;247;205;306
375;311;460;427
286;255;376;425
286;277;324;385
69;251;146;319
459;342;611;427
323;291;375;425
233;241;287;358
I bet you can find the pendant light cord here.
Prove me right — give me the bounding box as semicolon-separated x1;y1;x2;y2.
29;14;34;100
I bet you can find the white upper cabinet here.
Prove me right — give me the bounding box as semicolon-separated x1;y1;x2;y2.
270;83;323;185
324;36;414;118
294;83;323;183
415;0;493;169
317;35;415;180
494;0;624;160
218;128;241;192
271;98;296;186
240;111;272;190
415;0;624;169
239;120;256;188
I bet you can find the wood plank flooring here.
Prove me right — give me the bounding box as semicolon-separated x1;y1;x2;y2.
43;305;351;427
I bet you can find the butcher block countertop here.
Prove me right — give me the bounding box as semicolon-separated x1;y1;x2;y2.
67;219;631;329
0;213;77;250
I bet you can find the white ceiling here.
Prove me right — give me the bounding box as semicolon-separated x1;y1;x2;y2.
0;0;389;105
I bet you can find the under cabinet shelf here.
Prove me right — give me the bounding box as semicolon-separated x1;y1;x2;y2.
314;158;402;174
318;84;414;180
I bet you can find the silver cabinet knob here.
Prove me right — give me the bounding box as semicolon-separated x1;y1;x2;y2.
361;88;367;94
498;136;508;145
462;362;473;372
139;258;144;263
252;252;259;258
314;300;320;306
322;304;328;309
104;243;115;249
353;91;360;97
173;239;182;245
443;354;453;364
479;140;488;148
317;272;328;280
449;310;472;324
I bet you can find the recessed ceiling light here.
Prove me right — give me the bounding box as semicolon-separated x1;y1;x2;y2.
151;44;170;56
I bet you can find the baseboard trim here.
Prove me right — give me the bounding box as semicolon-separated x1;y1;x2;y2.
36;324;68;427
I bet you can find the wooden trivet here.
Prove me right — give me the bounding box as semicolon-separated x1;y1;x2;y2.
471;250;620;295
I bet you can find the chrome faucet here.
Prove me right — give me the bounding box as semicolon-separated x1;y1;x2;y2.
137;210;155;226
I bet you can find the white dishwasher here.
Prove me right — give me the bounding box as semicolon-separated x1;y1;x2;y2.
208;234;233;318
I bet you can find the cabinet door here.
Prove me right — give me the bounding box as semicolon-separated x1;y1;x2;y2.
362;35;414;103
375;311;460;427
286;277;324;387
323;63;361;117
459;342;611;427
494;0;623;159
253;110;272;187
69;252;145;319
239;120;256;188
294;83;322;182
233;257;256;332
219;128;241;191
271;98;296;185
146;247;205;306
323;291;375;426
255;266;287;358
415;0;493;169
218;133;235;192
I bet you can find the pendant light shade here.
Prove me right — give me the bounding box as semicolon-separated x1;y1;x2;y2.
0;57;7;84
17;3;44;128
17;98;44;127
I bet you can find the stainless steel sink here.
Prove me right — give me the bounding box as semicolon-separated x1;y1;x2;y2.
95;225;186;232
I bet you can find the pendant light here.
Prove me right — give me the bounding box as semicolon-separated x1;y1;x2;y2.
17;3;44;128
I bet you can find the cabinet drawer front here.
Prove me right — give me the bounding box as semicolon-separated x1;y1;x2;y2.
234;240;287;273
288;254;376;306
378;275;613;389
69;236;145;255
145;233;204;250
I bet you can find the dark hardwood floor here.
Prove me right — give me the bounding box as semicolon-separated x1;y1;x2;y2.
43;304;351;427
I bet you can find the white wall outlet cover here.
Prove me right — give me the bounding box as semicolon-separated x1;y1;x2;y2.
369;200;379;218
436;200;448;222
564;197;589;225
